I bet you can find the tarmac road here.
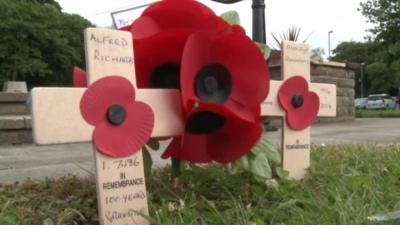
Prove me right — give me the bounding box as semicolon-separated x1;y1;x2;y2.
0;118;399;184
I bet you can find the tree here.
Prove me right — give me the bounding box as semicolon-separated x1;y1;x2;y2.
331;41;375;63
360;0;400;47
359;0;400;95
310;48;325;62
0;0;93;88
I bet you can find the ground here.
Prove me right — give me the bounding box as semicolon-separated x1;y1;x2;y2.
0;118;399;184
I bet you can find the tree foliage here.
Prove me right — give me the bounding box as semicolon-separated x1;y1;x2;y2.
0;0;93;88
331;0;400;96
311;47;325;62
360;0;400;47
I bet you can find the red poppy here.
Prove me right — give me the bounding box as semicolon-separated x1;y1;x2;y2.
161;27;269;163
180;26;269;122
80;76;154;158
162;102;263;163
73;67;87;87
124;0;229;88
140;0;225;33
278;76;319;130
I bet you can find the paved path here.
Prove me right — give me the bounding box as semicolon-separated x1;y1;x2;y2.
0;118;399;184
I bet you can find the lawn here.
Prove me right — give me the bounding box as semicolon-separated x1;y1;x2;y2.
356;109;400;118
1;144;400;225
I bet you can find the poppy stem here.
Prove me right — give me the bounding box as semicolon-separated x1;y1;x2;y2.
171;158;181;177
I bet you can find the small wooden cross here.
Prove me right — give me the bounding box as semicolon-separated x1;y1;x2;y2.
32;28;184;225
31;28;336;224
261;41;336;179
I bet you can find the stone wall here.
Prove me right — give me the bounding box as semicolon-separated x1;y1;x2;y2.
0;92;32;144
269;60;355;122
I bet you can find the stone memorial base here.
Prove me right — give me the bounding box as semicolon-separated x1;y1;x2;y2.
0;92;32;144
3;81;28;93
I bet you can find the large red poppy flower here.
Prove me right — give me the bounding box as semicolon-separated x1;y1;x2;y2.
161;27;269;164
278;76;319;130
124;0;229;88
162;102;263;163
80;76;154;157
180;26;269;123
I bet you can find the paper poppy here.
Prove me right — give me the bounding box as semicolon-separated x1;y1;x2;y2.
125;0;229;88
160;26;269;164
162;102;263;163
278;76;319;130
80;76;154;158
180;27;269;123
140;0;226;33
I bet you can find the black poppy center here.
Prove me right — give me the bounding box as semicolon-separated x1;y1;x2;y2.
195;64;232;103
150;63;180;89
291;95;304;108
107;104;126;126
186;111;226;134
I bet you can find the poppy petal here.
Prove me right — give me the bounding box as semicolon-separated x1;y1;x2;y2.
161;137;182;159
134;30;191;88
278;76;308;111
210;30;269;107
207;119;262;163
286;92;319;130
80;76;135;126
127;16;160;39
181;30;269;113
73;67;87;87
278;76;320;130
94;101;154;157
171;133;212;163
172;102;262;163
142;0;217;31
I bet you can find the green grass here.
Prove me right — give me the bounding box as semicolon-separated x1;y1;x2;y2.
1;144;400;225
356;109;400;118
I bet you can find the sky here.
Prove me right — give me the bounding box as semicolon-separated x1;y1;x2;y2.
56;0;373;57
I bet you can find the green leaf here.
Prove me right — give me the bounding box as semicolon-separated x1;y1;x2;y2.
43;218;54;225
255;42;272;60
237;154;250;171
220;10;240;25
257;138;281;165
142;146;153;177
249;149;272;179
233;137;280;179
276;167;289;179
146;138;160;151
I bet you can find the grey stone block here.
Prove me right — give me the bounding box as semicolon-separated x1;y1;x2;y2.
337;88;355;97
3;81;27;93
0;92;28;102
0;116;25;129
338;78;355;88
0;103;30;115
24;116;32;129
0;130;32;144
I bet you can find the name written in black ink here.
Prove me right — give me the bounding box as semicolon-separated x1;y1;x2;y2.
105;208;145;223
90;34;128;47
94;49;133;64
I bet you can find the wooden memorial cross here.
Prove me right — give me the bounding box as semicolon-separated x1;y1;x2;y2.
261;41;336;179
32;28;184;225
31;29;336;224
